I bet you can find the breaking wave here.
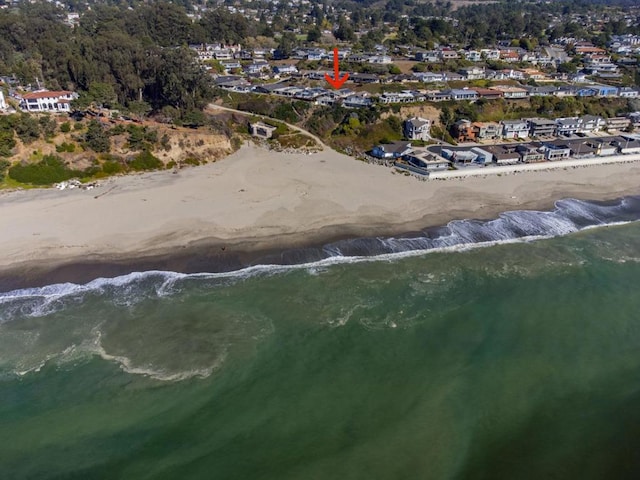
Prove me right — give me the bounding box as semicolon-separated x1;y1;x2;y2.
1;195;639;381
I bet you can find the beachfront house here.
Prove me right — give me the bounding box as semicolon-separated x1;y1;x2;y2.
470;147;494;165
453;119;475;142
516;144;546;163
607;117;631;131
473;122;501;141
526;117;557;137
485;145;521;164
555;117;581;136
617;136;640;154
403;117;432;141
371;141;412;159
580;115;606;133
538;141;571;160
19;90;78;113
400;153;450;173
501;120;529;139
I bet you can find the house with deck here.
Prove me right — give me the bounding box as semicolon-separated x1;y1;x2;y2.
501;120;529;139
404;117;431;141
526;117;557;137
400;153;450;173
371;141;413;159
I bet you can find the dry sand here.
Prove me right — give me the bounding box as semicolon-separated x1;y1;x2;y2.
1;143;640;276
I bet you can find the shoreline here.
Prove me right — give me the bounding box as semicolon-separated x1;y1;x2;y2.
1;143;640;290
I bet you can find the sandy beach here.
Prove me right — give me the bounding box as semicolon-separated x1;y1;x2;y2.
1;143;640;286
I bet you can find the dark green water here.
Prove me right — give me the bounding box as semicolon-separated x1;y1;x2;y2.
2;223;640;479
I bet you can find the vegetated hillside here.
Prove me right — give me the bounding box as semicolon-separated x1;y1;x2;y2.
0;114;235;187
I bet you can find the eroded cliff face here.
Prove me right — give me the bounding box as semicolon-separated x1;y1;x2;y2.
8;119;235;170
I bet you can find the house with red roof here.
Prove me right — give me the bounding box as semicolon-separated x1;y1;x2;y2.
19;90;78;113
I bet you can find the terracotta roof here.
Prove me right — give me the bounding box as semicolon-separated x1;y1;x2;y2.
22;90;73;100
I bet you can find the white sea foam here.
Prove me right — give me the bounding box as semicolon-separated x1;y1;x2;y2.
1;198;638;322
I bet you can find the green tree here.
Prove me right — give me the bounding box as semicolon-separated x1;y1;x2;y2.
85;120;111;152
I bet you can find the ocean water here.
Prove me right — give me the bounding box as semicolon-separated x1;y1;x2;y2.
2;200;640;479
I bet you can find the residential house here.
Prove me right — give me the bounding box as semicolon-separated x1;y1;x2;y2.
519;68;547;80
343;94;374;108
485;145;521;164
415;51;440;63
465;50;483;62
249;122;277;139
453;119;475;142
554;86;578;97
472;88;504;100
0;90;6;110
619;87;639;98
426;91;452;102
499;50;521;63
315;95;335;106
526;117;557;137
591;85;619;97
244;61;270;75
459;66;485;80
491;85;528;99
607;117;631;131
580;115;605;133
442;71;464;81
555;117;581;136
539;141;571;160
252;83;286;95
591;139;618;156
516;144;545;163
473;122;501;140
400;153;450;173
350;73;379;84
413;72;445;83
443;88;478;101
480;49;501;60
470;147;494;164
368;55;392;64
523;85;557;97
379;91;416;104
20;90;77;113
371;141;412;159
501;120;529;139
439;49;459;60
403;117;431;141
273;65;298;75
219;60;242;72
617;136;640;154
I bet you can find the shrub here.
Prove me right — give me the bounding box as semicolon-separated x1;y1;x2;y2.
128;150;162;171
55;142;76;153
8;155;89;185
183;157;200;166
102;160;125;174
60;122;71;133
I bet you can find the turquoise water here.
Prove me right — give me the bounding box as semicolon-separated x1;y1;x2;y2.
2;222;640;479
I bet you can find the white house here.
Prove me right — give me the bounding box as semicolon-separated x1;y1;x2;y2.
20;90;78;113
403;117;431;141
501;120;529;139
0;90;6;110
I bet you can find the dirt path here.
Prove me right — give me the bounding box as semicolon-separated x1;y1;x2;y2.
206;103;327;150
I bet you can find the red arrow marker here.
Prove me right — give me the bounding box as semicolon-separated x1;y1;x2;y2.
325;48;349;89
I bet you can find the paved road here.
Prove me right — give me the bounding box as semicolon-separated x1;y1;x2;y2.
206;103;327;150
